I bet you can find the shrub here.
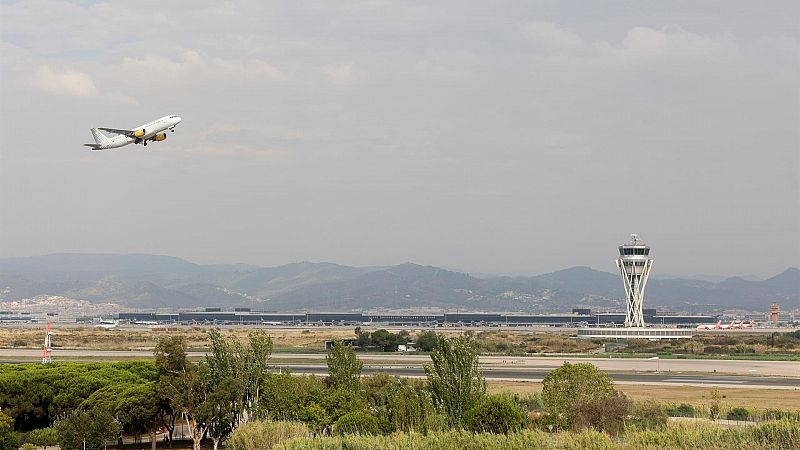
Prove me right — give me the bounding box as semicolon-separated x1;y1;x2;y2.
11;339;28;347
709;388;721;420
497;391;543;413
464;395;528;434
227;421;310;450
664;403;695;418
727;407;750;421
362;374;436;433
570;391;631;434
762;409;800;421
332;411;380;435
630;401;668;430
541;362;617;429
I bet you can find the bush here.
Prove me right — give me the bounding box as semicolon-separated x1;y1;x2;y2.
541;362;617;429
570;391;631;434
464;395;528;434
227;421;310;450
362;374;436;433
664;403;695;418
497;391;543;413
727;407;750;421
630;401;668;430
332;411;380;435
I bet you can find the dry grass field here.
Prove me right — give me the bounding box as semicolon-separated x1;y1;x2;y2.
0;325;357;351
488;380;800;410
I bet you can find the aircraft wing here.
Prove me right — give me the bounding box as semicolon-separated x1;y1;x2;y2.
98;127;138;138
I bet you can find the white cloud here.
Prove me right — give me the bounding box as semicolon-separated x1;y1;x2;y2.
32;67;98;97
322;62;357;84
519;21;584;51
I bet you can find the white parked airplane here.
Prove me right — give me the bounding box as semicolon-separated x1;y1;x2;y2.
696;320;723;330
95;317;119;329
84;115;182;150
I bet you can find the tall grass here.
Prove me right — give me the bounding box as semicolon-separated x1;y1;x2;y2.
227;421;311;450
272;419;800;450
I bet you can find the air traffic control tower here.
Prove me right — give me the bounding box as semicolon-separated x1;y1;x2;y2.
616;234;653;327
577;234;692;339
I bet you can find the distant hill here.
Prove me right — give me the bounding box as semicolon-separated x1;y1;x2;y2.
0;253;796;312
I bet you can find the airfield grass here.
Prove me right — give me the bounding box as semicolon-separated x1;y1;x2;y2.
487;380;800;411
0;326;359;351
2;326;800;359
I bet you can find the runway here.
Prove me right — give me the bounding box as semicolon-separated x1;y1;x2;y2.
274;364;799;389
1;348;797;388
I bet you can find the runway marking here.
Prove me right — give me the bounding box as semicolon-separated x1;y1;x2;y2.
667;378;745;384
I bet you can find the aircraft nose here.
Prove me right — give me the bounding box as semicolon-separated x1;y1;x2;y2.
175;116;182;123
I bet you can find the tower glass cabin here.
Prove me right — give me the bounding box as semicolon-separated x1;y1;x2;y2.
616;234;653;328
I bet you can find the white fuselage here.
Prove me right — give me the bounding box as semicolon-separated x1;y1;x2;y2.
98;115;182;149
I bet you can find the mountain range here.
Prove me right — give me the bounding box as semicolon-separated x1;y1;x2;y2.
0;254;797;312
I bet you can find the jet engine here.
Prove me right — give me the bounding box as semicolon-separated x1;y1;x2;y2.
153;133;167;142
134;129;146;138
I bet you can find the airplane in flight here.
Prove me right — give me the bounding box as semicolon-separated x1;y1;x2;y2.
84;115;182;150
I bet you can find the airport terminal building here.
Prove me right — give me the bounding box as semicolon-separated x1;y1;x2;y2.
116;308;718;327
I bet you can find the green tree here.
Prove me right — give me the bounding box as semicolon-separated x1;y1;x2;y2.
154;336;188;445
28;427;58;450
541;363;617;429
326;340;363;390
415;331;440;352
156;335;212;450
259;371;326;423
464;395;528;434
96;384;160;450
242;330;273;419
0;412;19;450
54;410;121;450
424;335;486;427
354;327;370;349
370;329;399;351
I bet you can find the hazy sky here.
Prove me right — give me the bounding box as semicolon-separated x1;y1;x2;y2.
1;1;798;278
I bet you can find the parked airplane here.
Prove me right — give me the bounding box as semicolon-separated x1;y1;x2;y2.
95;317;119;329
696;320;754;331
696;320;722;330
84;115;181;150
133;320;159;326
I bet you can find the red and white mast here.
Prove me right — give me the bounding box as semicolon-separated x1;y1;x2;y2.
41;322;53;364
